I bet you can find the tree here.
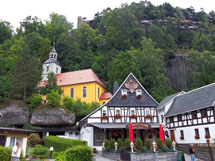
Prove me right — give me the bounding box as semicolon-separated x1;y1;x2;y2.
0;21;12;44
47;90;61;107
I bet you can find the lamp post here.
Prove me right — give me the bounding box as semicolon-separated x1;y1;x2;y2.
114;142;118;151
130;141;134;153
49;147;54;158
152;141;157;152
102;142;105;151
172;141;176;151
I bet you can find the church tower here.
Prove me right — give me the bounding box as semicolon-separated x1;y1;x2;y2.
42;47;61;81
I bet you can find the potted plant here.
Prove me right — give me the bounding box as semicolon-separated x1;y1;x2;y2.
130;114;137;119
136;94;142;98
145;115;153;119
101;115;109;120
180;136;184;140
195;134;200;139
114;114;122;119
205;134;210;138
121;95;127;99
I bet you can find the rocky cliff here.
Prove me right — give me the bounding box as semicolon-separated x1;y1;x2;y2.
30;106;76;126
0;101;29;126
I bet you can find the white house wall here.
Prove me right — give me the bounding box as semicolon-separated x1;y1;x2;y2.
80;126;94;147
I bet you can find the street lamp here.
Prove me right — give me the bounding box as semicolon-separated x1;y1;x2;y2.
152;141;157;152
130;141;134;153
49;147;54;158
172;141;176;151
114;142;118;151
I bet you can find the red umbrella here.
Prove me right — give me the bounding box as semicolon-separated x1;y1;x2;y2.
159;124;165;145
129;123;134;142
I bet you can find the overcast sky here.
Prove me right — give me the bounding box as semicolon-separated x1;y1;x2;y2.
0;0;215;30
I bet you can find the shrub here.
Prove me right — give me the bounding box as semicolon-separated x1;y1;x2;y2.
157;138;163;149
117;138;123;149
105;147;111;152
162;146;169;152
28;94;42;114
47;90;61;107
109;138;115;149
0;146;11;161
104;139;110;148
165;139;172;149
32;144;49;159
124;138;131;150
62;96;74;110
118;146;126;153
53;151;66;161
65;145;93;161
145;139;152;149
27;133;41;147
45;135;87;151
143;146;148;153
135;138;143;150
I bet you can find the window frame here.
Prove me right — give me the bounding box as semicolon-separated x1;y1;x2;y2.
98;88;100;98
70;88;74;98
83;86;87;98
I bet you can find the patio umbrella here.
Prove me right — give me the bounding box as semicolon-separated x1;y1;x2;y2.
129;123;134;142
159;124;165;145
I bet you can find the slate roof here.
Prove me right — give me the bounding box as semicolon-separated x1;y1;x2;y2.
43;59;61;66
165;83;215;117
158;92;181;109
106;73;158;107
56;69;106;88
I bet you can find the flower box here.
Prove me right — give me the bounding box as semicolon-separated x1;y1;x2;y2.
180;136;184;140
101;115;109;120
205;134;210;138
114;114;122;119
195;135;200;139
121;95;127;99
136;94;142;98
130;114;137;119
145;115;153;119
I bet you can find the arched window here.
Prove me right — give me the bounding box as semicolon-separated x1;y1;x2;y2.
83;87;86;98
46;64;49;72
56;67;58;73
70;88;74;98
98;88;100;98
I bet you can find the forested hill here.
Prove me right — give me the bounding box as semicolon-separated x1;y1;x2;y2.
1;1;215;102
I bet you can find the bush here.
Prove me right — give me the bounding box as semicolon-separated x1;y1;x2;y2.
105;147;111;152
165;139;172;149
124;138;131;150
117;138;123;149
143;146;148;153
118;146;126;153
104;139;110;148
145;139;152;149
162;146;169;152
65;145;93;161
0;146;11;161
157;138;163;149
27;133;41;147
135;138;143;150
32;144;49;159
109;138;115;149
47;90;61;107
45;135;87;151
62;96;74;110
53;151;66;161
28;94;42;114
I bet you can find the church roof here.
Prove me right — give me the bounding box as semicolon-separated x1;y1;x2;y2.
106;73;158;107
100;92;112;100
165;83;215;117
56;69;106;88
43;59;61;66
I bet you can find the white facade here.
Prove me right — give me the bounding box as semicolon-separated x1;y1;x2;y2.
5;137;27;156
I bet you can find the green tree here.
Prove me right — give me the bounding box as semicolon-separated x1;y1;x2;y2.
47;90;61;107
0;21;12;44
28;94;42;114
191;32;212;52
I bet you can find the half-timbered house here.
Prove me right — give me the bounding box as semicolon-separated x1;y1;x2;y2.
159;83;215;144
79;73;159;149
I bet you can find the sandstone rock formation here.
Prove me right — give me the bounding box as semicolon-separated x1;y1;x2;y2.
30;106;75;126
0;101;29;126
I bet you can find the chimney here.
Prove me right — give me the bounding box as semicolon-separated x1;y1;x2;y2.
113;82;119;94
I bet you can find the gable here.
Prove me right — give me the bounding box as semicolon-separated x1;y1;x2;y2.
106;73;158;107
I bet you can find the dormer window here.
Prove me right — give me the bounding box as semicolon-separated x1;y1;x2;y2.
136;89;142;98
121;89;127;96
46;64;49;72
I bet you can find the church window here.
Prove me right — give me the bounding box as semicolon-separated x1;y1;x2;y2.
46;64;49;71
56;67;58;73
83;87;86;98
98;88;100;98
54;54;56;58
102;110;106;116
70;88;74;98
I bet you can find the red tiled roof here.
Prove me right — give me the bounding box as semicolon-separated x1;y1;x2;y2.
56;69;106;88
100;92;112;100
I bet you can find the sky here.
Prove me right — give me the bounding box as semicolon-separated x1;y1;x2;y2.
0;0;215;30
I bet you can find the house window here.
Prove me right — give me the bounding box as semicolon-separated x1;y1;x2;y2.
180;130;184;137
131;110;135;115
205;128;210;138
116;110;120;115
192;111;197;119
9;138;22;148
195;129;199;136
169;117;174;123
102;110;107;116
83;87;86;98
70;88;74;98
145;109;150;115
135;89;142;96
46;64;49;71
121;89;127;96
201;109;207;117
178;115;182;121
98;88;100;98
75;132;79;136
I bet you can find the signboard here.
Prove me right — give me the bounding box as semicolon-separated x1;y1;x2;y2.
126;123;151;129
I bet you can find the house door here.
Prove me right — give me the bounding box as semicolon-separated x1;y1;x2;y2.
170;130;175;141
0;136;6;146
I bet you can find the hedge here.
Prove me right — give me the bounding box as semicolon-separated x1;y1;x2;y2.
0;146;11;161
45;135;87;151
65;145;93;161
